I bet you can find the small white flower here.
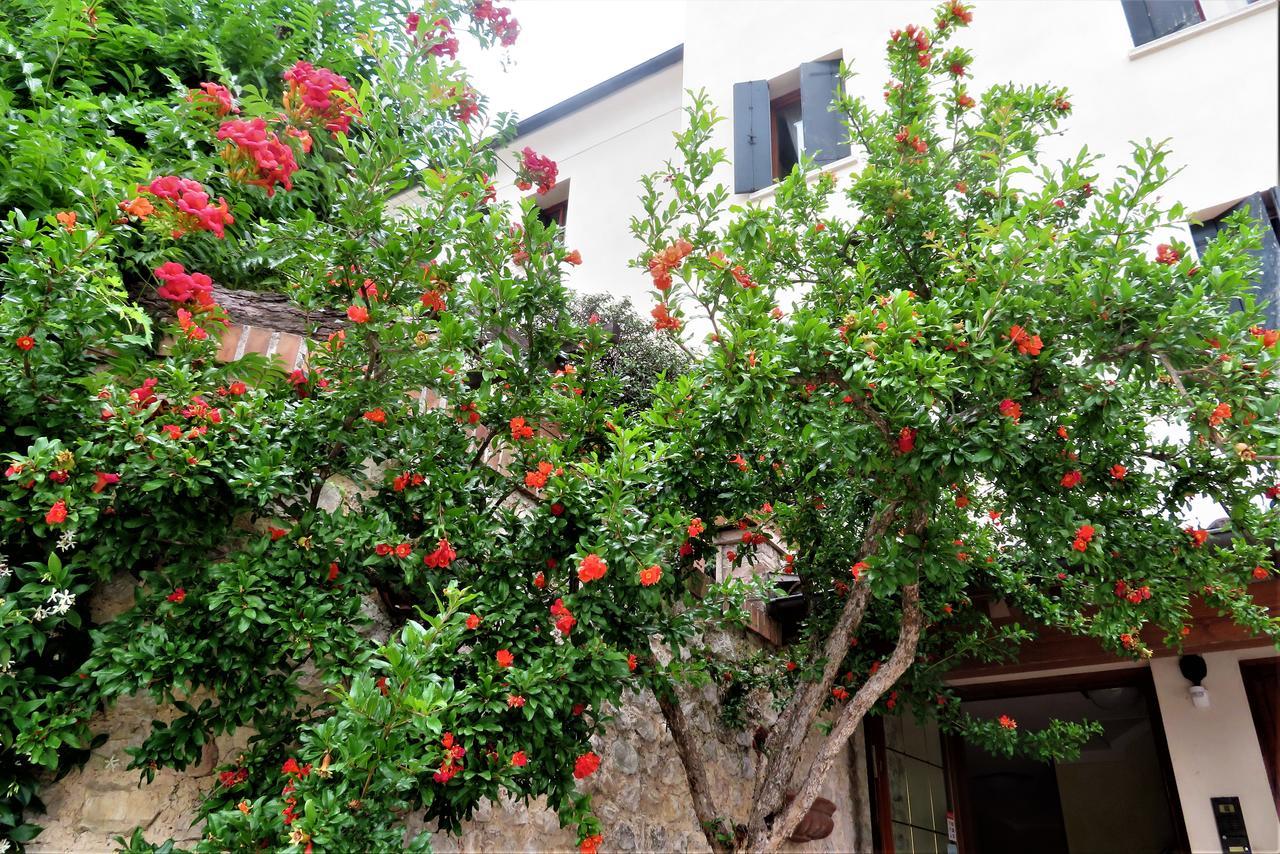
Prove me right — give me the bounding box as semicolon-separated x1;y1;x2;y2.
48;589;76;615
0;552;10;576
2;835;13;852
103;754;120;771
32;606;48;621
56;530;78;552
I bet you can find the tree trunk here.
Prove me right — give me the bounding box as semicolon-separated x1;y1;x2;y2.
654;680;732;854
755;584;924;852
747;503;899;838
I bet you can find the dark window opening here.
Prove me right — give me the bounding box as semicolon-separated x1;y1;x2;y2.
771;91;803;180
537;199;567;231
1121;1;1205;47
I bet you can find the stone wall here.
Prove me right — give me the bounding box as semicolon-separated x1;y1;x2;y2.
25;517;872;852
26;584;873;853
28;682;871;853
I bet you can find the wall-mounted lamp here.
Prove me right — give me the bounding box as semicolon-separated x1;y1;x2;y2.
1179;654;1211;709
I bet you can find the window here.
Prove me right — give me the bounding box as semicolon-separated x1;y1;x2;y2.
732;58;851;194
1122;0;1259;46
530;180;569;242
1190;188;1280;328
536;199;567;230
1121;1;1204;46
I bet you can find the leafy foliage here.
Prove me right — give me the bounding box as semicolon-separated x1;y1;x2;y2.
1;1;1277;852
0;1;748;851
626;4;1279;848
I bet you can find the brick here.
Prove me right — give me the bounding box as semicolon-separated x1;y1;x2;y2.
215;325;244;363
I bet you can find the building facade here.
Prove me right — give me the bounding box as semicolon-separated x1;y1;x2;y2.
496;2;1280;853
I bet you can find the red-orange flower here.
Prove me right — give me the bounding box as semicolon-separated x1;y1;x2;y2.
1072;524;1095;552
45;500;68;525
578;553;608;583
363;408;386;423
496;649;514;668
573;751;600;779
15;335;35;351
1251;326;1279;348
524;461;554;489
1185;527;1209;547
465;613;481;630
580;834;603;854
999;399;1022;422
564;249;583;265
423;538;457;569
998;714;1017;730
639;564;662;586
92;472;120;493
1110;464;1127;480
510;416;534;441
346;304;370;323
1060;470;1082;489
1008;325;1043;356
897;426;916;454
167;588;186;603
56;211;77;232
550;598;576;634
1208;402;1232;426
119;196;155;219
651;303;681;331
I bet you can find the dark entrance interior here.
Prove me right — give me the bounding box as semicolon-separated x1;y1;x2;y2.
955;680;1184;854
1240;657;1280;817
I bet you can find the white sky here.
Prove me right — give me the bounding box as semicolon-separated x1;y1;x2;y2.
463;0;685;120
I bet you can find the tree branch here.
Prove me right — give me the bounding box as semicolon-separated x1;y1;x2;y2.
653;679;732;854
748;502;900;838
761;584;924;852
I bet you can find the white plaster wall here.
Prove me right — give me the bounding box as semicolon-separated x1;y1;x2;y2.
494;61;684;306
493;1;1277;312
1151;648;1280;854
682;0;1279;218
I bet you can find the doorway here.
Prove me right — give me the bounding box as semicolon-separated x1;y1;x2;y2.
868;670;1189;853
950;671;1187;854
1240;657;1280;817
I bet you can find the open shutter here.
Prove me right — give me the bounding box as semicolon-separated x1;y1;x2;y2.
733;81;771;194
799;60;850;167
1121;1;1203;46
1191;190;1280;327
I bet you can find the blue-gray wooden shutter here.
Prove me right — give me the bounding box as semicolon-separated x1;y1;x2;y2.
733;80;771;194
1121;1;1203;46
1190;189;1280;328
799;60;850;167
